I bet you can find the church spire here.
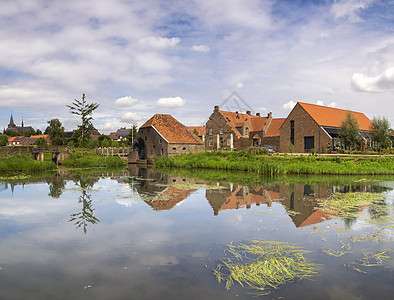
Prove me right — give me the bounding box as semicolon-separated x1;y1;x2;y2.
21;118;24;128
9;113;15;126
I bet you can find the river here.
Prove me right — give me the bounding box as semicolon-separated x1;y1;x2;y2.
0;166;393;299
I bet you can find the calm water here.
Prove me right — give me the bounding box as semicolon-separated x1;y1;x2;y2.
0;167;393;300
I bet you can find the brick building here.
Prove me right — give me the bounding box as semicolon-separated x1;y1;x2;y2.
205;106;273;151
133;114;204;159
279;102;372;153
260;118;285;152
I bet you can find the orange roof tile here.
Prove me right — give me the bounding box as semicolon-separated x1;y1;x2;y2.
30;135;49;139
298;210;333;227
141;114;204;144
265;118;286;137
219;110;268;137
298;102;371;131
188;126;206;136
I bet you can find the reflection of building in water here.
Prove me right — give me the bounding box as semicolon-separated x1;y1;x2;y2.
206;184;281;215
129;166;201;211
280;183;333;227
0;182;7;192
145;187;197;210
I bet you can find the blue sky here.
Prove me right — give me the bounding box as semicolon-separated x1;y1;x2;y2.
0;0;393;133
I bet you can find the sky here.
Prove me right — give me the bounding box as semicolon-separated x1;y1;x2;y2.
0;0;394;134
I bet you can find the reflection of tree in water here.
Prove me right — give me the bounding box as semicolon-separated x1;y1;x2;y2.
69;175;100;234
47;179;66;198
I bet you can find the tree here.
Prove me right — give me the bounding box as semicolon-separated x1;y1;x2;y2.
126;123;138;146
35;137;48;146
45;118;65;146
4;129;17;137
0;134;8;146
67;94;99;147
369;116;391;154
23;129;35;137
339;111;361;152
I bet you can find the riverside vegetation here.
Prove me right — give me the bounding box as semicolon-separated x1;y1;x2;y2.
0;151;126;173
155;151;394;175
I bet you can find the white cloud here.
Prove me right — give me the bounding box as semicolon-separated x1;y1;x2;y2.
282;101;297;110
115;96;138;107
316;101;337;107
236;82;244;89
191;45;210;52
156;97;185;108
331;0;373;22
139;37;180;49
120;112;143;123
351;43;394;92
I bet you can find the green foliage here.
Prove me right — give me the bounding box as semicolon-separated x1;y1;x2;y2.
0;155;56;172
155;151;394;175
22;129;35;137
45;118;65;145
340;111;362;151
35;138;48;146
67;93;99;147
63;153;126;168
287;141;294;154
369;116;391;152
4;129;17;137
311;148;315;155
0;134;8;147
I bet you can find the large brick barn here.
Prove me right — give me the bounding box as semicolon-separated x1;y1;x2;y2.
279;102;372;153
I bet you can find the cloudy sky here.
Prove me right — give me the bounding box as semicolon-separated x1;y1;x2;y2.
0;0;393;133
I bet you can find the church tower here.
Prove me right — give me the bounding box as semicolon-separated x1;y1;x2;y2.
8;113;16;129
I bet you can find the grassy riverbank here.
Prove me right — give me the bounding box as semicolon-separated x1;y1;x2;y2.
62;152;127;168
0;155;56;173
155;151;394;175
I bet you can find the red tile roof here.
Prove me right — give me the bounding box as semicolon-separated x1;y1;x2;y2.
188;126;206;136
141;114;204;144
298;102;372;131
219;110;268;137
265;118;286;137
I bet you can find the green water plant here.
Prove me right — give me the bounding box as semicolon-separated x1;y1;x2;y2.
212;240;321;296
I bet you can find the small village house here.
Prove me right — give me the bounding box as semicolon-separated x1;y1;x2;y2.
187;126;206;142
205;105;272;151
132;114;204;159
279;102;372;153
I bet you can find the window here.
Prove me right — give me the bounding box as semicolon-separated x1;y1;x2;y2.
209;137;213;146
173;147;176;150
304;136;314;151
227;137;231;146
182;147;186;150
220;126;223;134
245;127;249;136
209;128;212;135
290;120;294;145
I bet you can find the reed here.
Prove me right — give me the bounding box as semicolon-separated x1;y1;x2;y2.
63;153;127;168
0;155;56;173
213;240;321;296
155;152;394;175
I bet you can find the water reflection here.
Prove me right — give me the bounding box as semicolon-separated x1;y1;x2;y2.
69;174;100;234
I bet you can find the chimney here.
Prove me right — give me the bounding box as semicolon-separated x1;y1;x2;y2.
214;105;219;112
256;112;260;117
235;111;239;119
246;111;251;116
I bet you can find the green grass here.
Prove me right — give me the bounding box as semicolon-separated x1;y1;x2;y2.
155;151;394;175
213;240;321;296
63;153;127;168
0;155;56;173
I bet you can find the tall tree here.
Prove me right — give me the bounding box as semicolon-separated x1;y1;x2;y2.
339;111;361;152
126;123;138;146
67;94;99;147
369;116;391;153
45;118;65;145
0;134;8;147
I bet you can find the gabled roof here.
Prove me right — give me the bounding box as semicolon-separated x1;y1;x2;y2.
141;114;204;144
188;126;205;136
265;118;286;137
219;110;268;137
298;102;371;131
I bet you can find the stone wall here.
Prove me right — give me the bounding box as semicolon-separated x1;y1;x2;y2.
260;136;280;152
